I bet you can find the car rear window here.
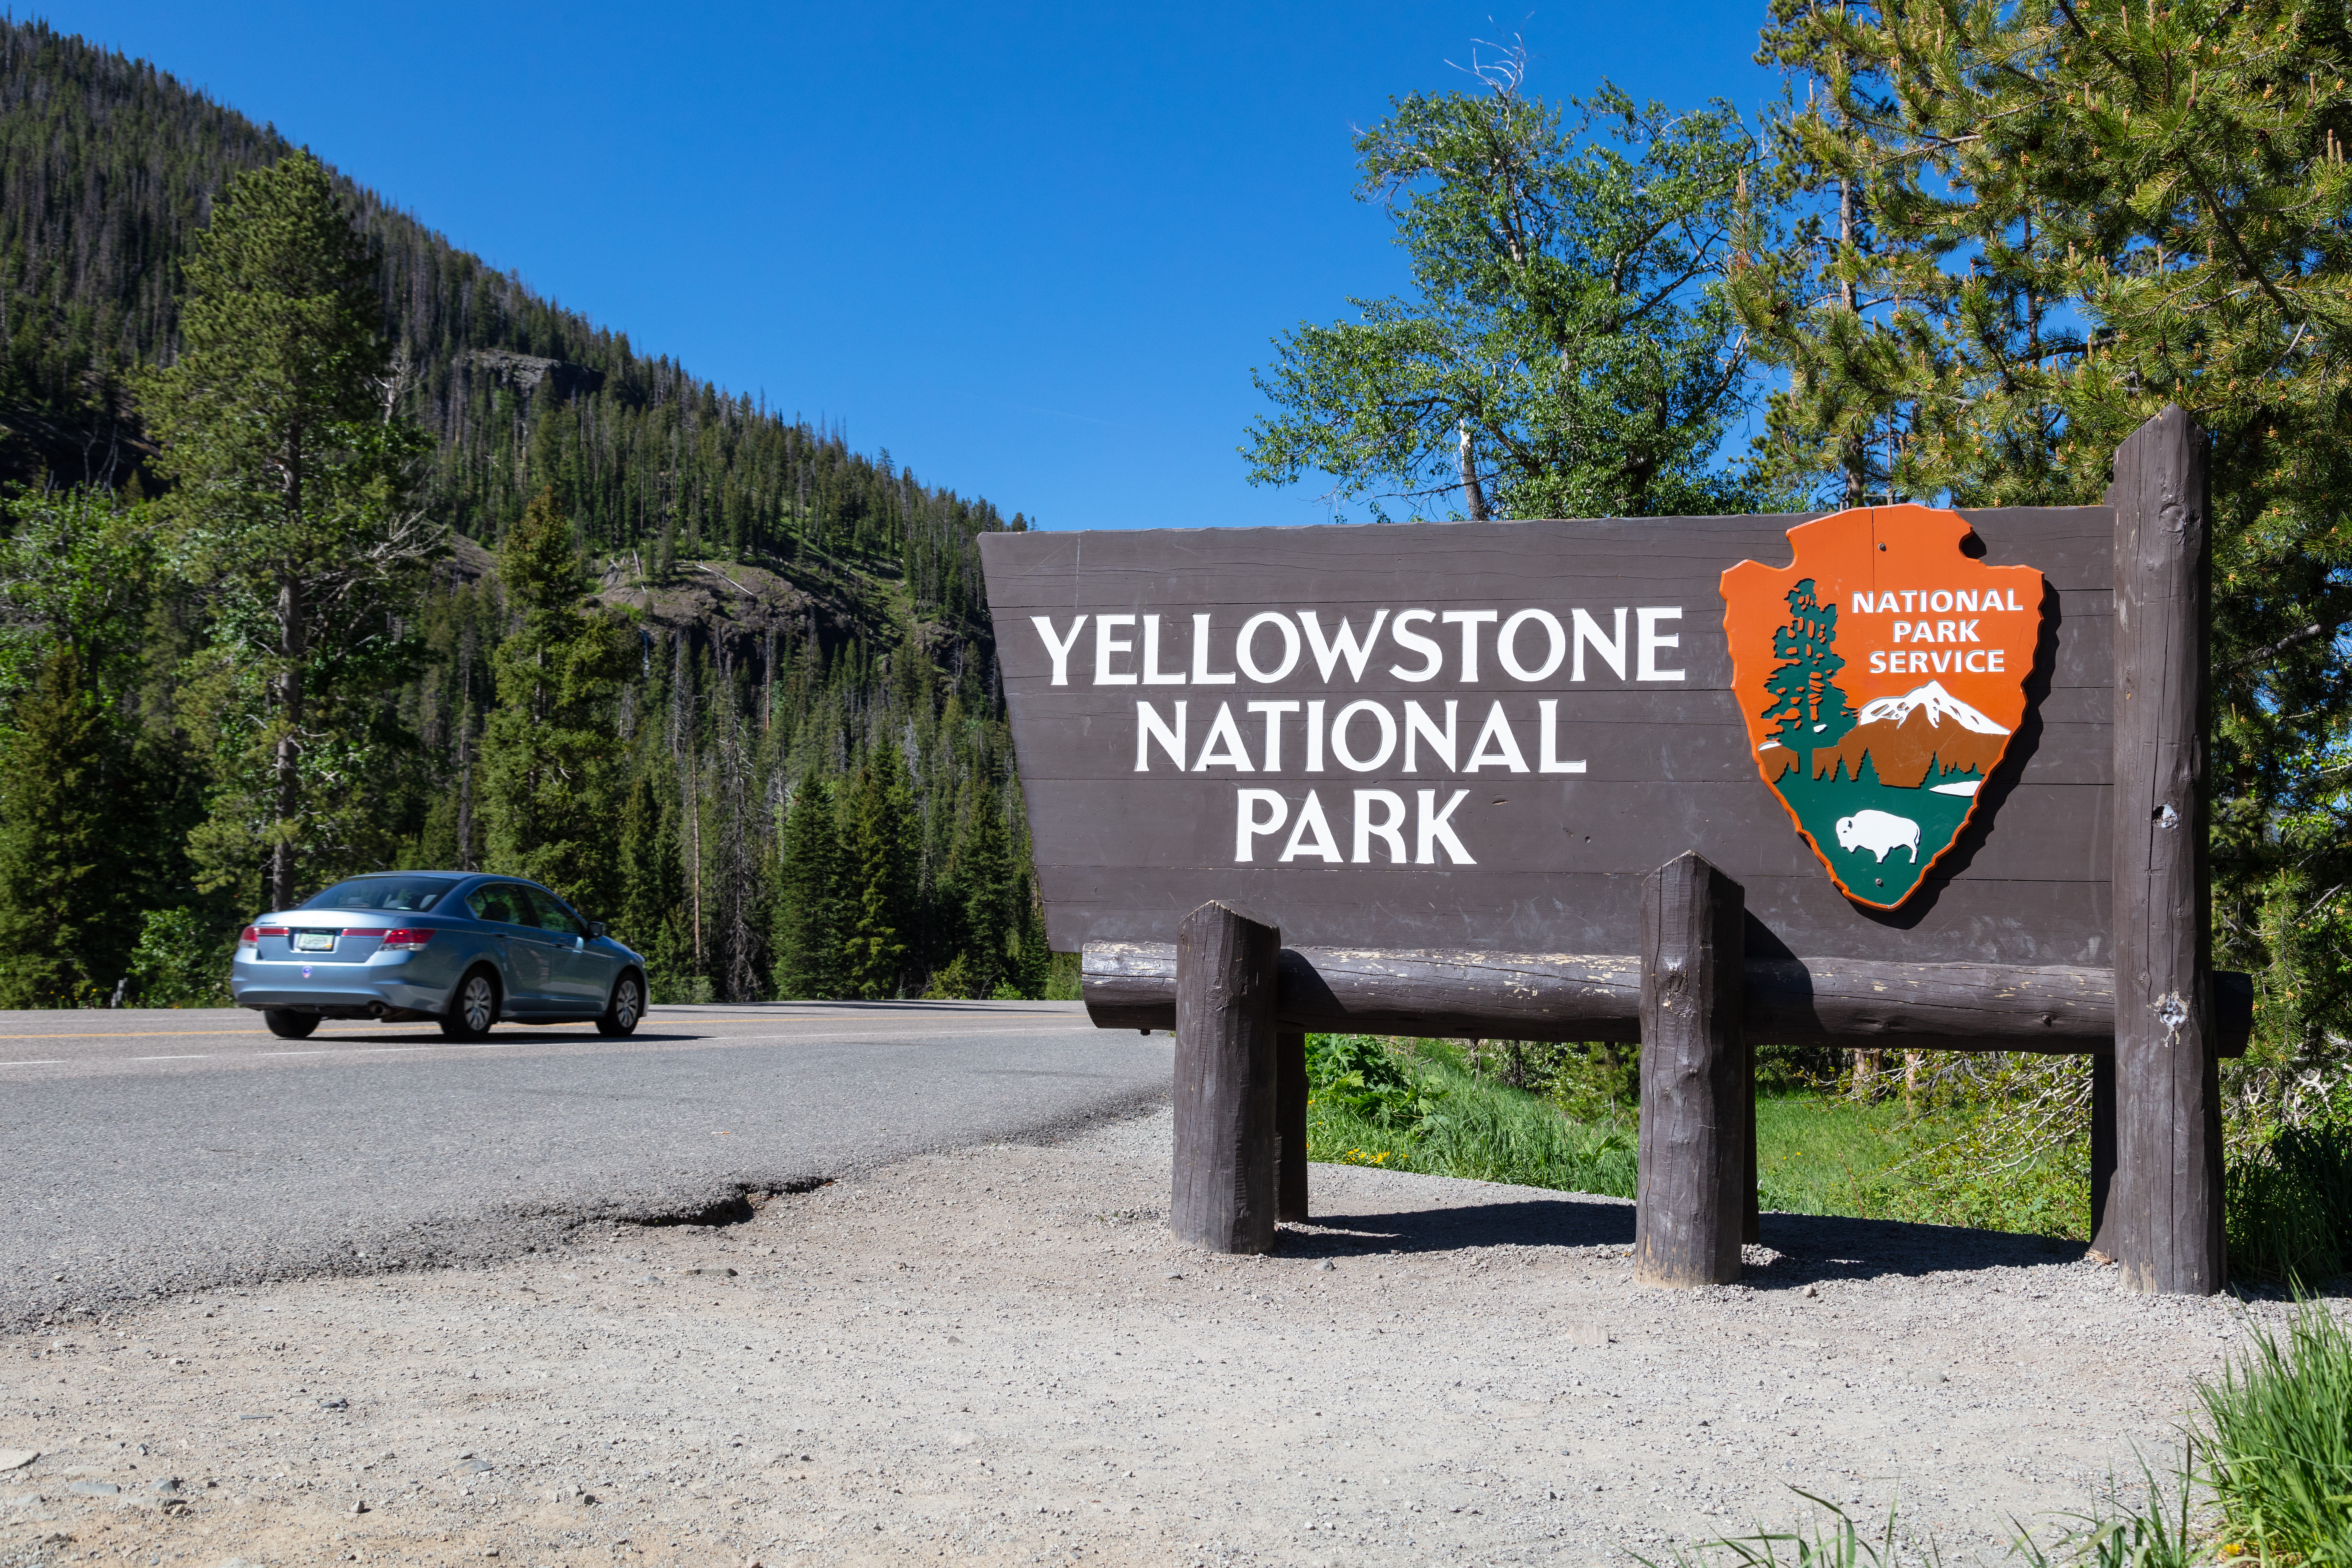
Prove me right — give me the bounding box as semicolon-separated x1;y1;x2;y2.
301;877;454;912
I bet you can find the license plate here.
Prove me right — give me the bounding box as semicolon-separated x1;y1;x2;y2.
294;931;336;952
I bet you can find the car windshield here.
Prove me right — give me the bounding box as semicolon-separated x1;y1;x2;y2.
300;876;453;913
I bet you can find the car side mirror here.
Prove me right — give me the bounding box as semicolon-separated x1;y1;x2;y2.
589;921;607;939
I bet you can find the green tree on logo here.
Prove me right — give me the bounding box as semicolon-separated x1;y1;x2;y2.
1762;579;1855;749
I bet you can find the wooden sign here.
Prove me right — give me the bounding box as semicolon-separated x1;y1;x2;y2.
1720;505;2048;909
979;505;2107;968
985;409;2228;1299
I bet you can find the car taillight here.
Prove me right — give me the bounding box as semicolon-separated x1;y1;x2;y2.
245;925;288;947
378;928;434;952
237;926;258;948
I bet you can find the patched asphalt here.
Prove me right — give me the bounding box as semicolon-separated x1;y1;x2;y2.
0;1000;1167;1328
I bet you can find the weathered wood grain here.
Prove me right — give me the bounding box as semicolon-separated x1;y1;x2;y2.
1172;901;1282;1255
1084;940;2254;1054
2108;407;2226;1295
2092;1052;2117;1256
1744;1036;1760;1246
982;506;2117;967
1636;853;1747;1287
1277;1029;1308;1223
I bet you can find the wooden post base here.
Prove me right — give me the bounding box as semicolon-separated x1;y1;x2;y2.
2091;1051;2117;1257
1636;852;1747;1288
1171;900;1281;1254
1277;1029;1309;1223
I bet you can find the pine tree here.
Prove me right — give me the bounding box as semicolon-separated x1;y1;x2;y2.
1762;579;1853;748
479;488;634;916
1010;873;1052;1001
1738;0;2352;1053
842;745;913;1000
0;650;141;1004
951;784;1018;996
0;24;1052;1013
773;778;845;999
133;148;436;911
616;776;687;992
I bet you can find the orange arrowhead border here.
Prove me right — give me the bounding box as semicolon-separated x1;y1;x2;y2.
1719;505;2049;909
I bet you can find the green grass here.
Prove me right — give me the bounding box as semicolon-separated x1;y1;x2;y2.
1658;1298;2352;1568
1304;1036;2092;1240
1754;1093;1948;1217
2198;1299;2352;1563
2228;1124;2352;1285
1305;1036;2352;1257
1306;1039;1638;1195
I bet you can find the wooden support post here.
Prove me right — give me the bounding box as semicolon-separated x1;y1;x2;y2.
2109;405;2226;1294
2091;1050;2117;1256
1635;853;1747;1287
1743;1036;1760;1246
1171;900;1281;1254
1277;1029;1310;1223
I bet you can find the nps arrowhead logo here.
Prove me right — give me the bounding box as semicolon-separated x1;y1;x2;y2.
1720;506;2048;909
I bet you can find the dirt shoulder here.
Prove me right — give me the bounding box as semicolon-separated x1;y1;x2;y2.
0;1109;2285;1567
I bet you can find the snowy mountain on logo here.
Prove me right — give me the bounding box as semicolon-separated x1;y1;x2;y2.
1852;681;2009;735
1810;680;2012;789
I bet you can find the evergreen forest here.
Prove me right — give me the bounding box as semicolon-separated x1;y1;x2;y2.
0;18;1054;1007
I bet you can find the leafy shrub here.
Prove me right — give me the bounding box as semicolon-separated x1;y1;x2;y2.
126;908;230;1008
1307;1033;1444;1127
651;970;715;1005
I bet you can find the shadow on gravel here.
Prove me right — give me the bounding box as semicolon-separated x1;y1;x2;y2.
1280;1198;2079;1283
1284;1197;1633;1257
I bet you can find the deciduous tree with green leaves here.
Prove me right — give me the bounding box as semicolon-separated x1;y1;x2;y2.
1244;51;1763;521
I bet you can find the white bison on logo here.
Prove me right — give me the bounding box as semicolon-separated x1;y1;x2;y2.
1836;809;1921;864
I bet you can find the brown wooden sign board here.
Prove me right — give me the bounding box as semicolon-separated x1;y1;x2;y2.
985;410;2224;1294
979;506;2109;968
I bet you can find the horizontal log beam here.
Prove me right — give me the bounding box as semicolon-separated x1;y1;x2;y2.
1083;942;2252;1057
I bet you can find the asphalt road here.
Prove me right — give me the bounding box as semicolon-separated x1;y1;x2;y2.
0;999;1168;1329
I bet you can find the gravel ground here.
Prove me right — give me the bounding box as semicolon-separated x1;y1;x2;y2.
0;1108;2297;1568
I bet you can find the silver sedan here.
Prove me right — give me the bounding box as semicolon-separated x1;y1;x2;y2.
229;872;648;1042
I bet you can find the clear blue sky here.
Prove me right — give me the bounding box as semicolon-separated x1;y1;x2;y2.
38;1;1780;530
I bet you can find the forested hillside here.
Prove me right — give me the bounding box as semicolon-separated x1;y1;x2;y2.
0;18;1054;1006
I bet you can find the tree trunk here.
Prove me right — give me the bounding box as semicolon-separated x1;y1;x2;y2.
271;575;305;911
1457;421;1491;521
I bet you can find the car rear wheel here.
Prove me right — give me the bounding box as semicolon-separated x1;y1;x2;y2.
441;969;500;1041
597;972;644;1038
262;1009;318;1040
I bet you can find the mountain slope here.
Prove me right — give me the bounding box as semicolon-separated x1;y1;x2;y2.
0;19;1050;1003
